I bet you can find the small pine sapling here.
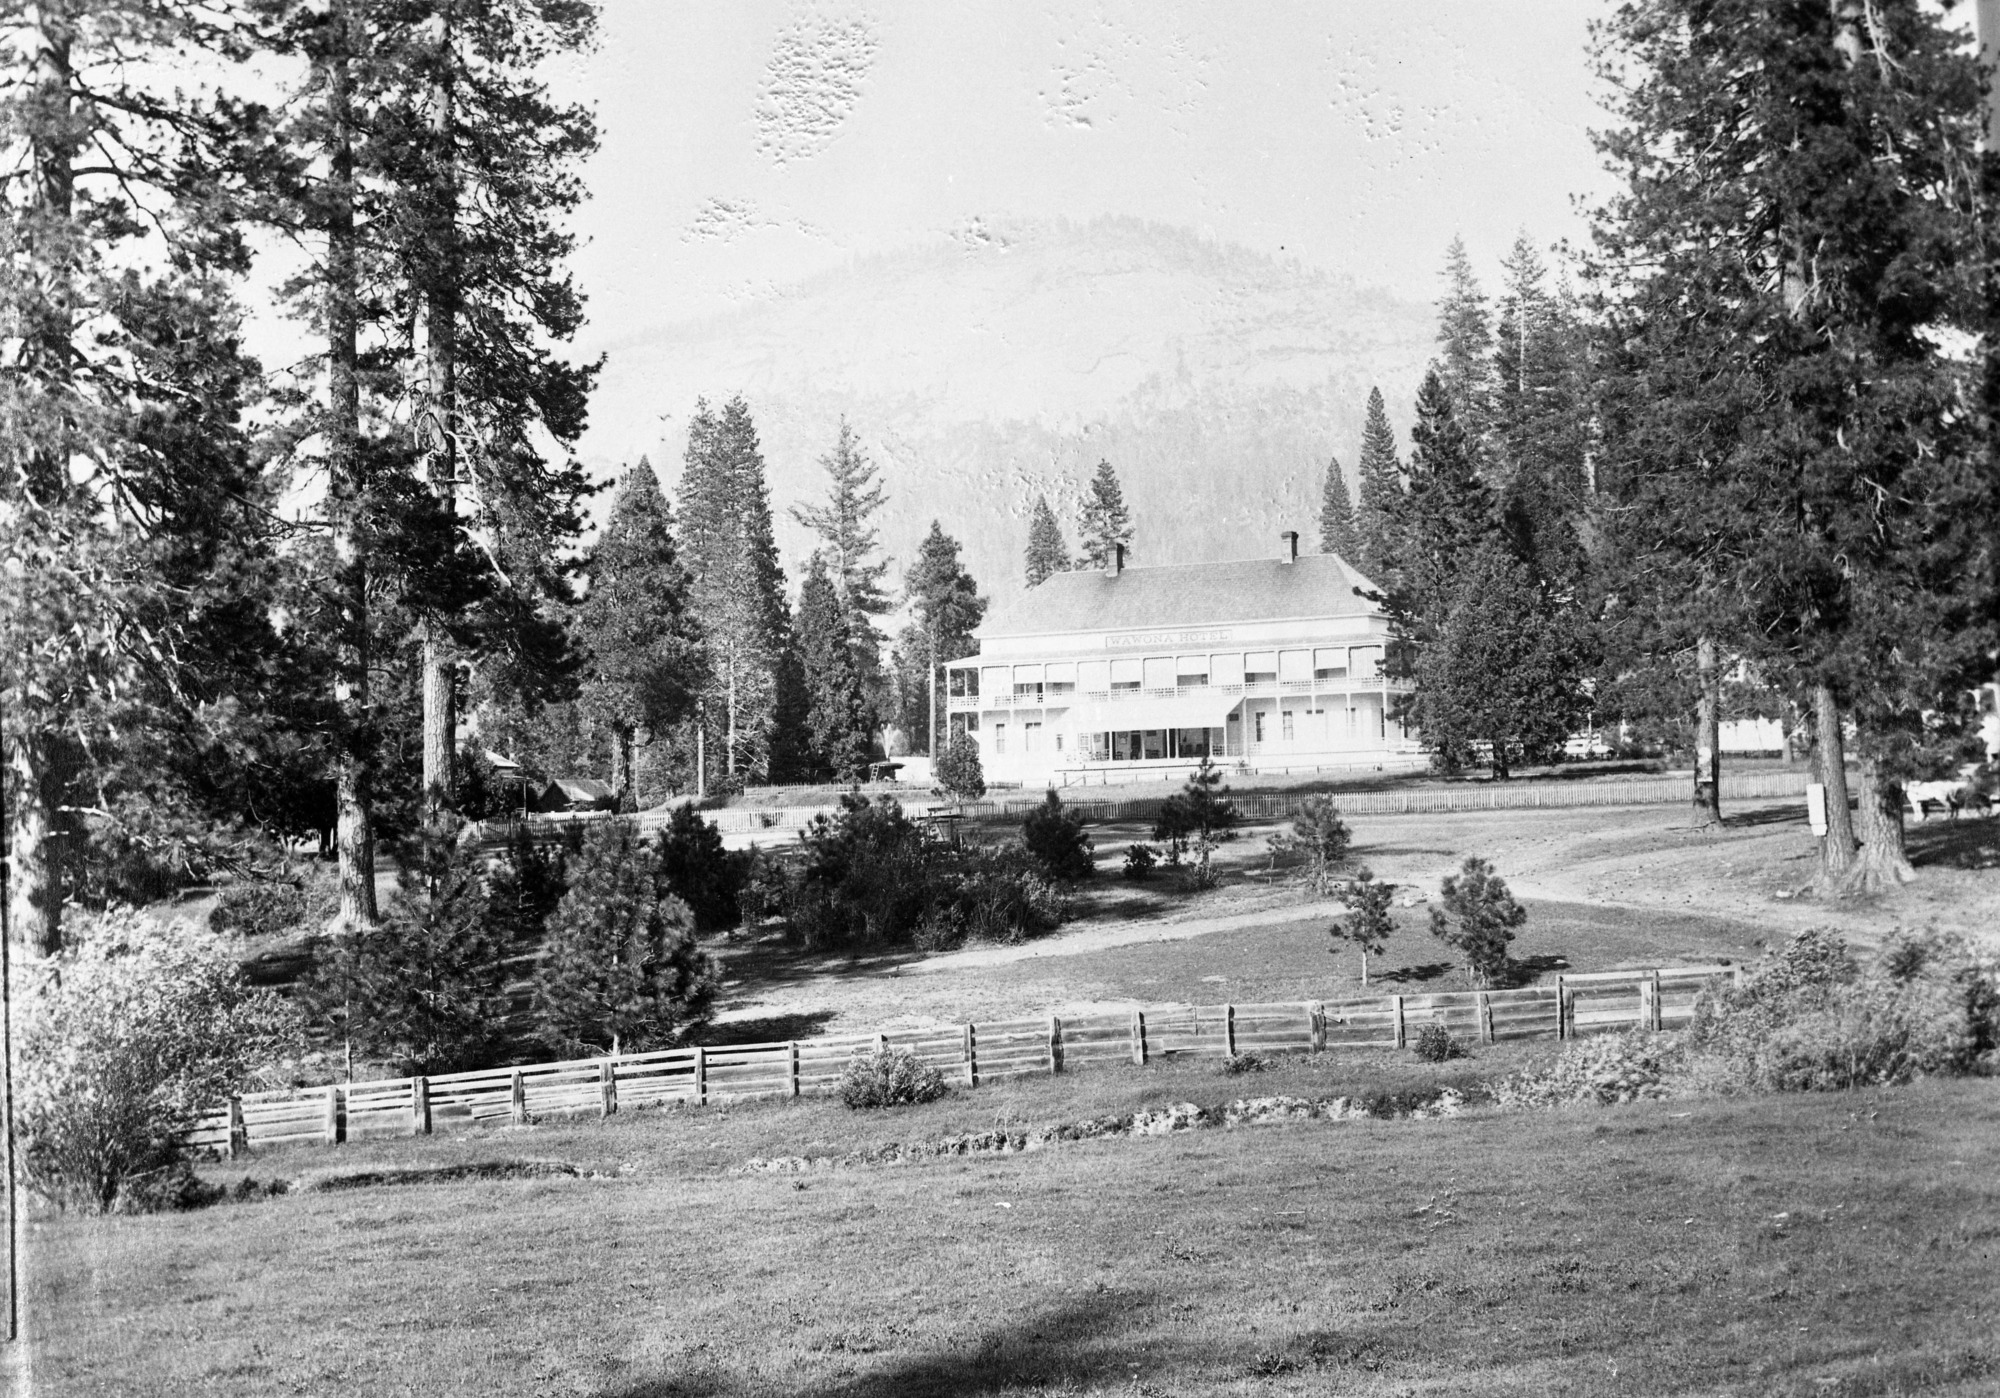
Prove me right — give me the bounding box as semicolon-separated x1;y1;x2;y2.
1428;856;1528;988
1329;866;1395;985
1021;789;1095;880
935;729;986;804
1289;795;1352;894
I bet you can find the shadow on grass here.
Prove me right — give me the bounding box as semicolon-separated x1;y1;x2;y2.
1374;961;1452;985
1505;953;1571;985
696;1011;838;1046
591;1291;1279;1398
1907;816;2000;871
1721;803;1806;830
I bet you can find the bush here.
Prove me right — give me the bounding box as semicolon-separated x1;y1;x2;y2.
1022;789;1095;880
530;819;717;1057
1679;927;1998;1094
1328;867;1395;984
656;802;748;933
936;730;986;802
1412;1022;1464;1062
838;1046;950;1108
1218;1052;1271;1075
209;869;335;941
1172;837;1221;892
1122;843;1157;879
307;818;513;1076
1288;796;1352;894
18;910;303;1213
1428;856;1527;987
1490;1030;1682;1109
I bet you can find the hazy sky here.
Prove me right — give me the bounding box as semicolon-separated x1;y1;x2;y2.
556;1;1617;359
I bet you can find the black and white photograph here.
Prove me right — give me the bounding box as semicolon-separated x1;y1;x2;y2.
3;1;1998;1393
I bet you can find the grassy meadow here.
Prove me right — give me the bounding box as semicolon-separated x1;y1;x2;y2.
22;1057;2000;1397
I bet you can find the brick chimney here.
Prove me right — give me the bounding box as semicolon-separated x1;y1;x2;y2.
1279;530;1299;564
1107;541;1126;577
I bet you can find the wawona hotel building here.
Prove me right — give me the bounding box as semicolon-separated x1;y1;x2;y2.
947;533;1422;785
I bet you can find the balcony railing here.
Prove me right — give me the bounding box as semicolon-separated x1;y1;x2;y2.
945;675;1410;711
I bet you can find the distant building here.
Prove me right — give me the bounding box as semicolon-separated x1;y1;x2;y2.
946;533;1420;784
533;777;618;813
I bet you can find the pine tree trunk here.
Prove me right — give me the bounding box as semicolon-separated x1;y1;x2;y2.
610;724;633;813
1813;684;1858;887
11;7;78;958
1693;635;1722;827
927;621;938;758
726;654;738;777
327;2;377;931
1842;749;1916;894
419;8;458;818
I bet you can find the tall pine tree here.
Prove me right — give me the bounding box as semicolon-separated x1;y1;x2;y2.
1435;235;1494;433
796;554;873;782
896;523;986;756
791;417;889;717
577;459;701;812
1353;387;1403;584
1023;495;1071;587
1075;458;1133;570
1317;456;1360;560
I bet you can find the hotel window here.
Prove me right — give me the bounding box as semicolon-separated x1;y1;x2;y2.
1245;650;1278;684
948;667;979;698
1254;711;1267;742
1079;659;1111;693
1046;661;1077;695
1351;645;1384;679
1054;732;1064;752
1024;722;1042;751
1313;647;1348;682
949;712;980;736
1210;652;1245;686
982;666;1008;698
1282;710;1295;741
1142;655;1175;689
1013;664;1044;701
1175;655;1209;687
1279;650;1312;683
1110;657;1143;692
992;723;1006;754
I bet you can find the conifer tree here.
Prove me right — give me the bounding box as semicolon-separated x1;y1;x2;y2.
577;459;701;812
1353;387;1403;583
897;523;987;756
1591;0;1999;891
1023;495;1071;587
792;419;889;618
1490;235;1591;587
676;397;791;785
530;820;716;1057
796;554;873;783
1434;236;1494;433
1393;368;1495;622
1317;456;1360;561
1075;459;1133;570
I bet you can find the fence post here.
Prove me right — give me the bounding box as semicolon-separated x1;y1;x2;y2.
1391;995;1406;1049
791;1040;803;1097
1638;978;1656;1032
694;1048;708;1106
1554;975;1567;1040
1477;992;1493;1044
226;1095;246;1160
412;1076;431;1137
509;1070;527;1125
1224;1005;1237;1058
599;1060;617;1119
1131;1009;1147;1065
1048;1015;1064;1074
1309;1002;1325;1053
1731;962;1745;990
323;1085;342;1146
876;1031;888;1056
964;1024;978;1087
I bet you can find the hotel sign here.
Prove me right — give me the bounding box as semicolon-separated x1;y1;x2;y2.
1103;628;1233;651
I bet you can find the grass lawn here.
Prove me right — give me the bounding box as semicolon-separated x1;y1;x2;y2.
23;1061;2000;1397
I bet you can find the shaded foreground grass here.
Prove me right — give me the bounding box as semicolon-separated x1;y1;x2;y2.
24;1065;2000;1397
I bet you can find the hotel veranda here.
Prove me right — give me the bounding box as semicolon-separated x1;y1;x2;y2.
947;533;1422;785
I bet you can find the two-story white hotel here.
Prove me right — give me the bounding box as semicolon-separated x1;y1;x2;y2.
946;532;1422;785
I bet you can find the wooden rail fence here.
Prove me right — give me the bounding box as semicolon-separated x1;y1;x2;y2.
192;965;1737;1158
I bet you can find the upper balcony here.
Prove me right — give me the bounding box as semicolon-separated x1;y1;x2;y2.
945;675;1410;712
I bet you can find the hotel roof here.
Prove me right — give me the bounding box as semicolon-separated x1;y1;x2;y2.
977;552;1383;641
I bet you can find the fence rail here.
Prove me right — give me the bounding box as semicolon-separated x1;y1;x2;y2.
192;964;1739;1158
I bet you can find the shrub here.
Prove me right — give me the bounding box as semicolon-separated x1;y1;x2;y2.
209;869;335;941
1219;1052;1271;1075
1412;1022;1464;1062
948;849;1070;943
1288;795;1352;894
18;910;303;1213
1122;843;1158;879
1489;1030;1683;1109
306;818;513;1077
1172;836;1220;892
530;819;717;1057
838;1046;950;1108
1679;927;1998;1093
1328;866;1395;984
936;730;986;803
484;824;569;952
1022;789;1095;880
656;802;748;933
1428;856;1527;987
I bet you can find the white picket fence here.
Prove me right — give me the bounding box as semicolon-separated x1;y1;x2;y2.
191;964;1737;1157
